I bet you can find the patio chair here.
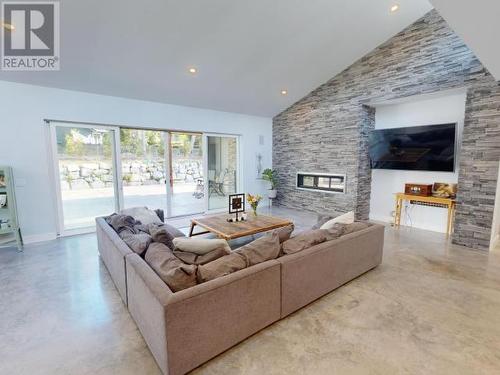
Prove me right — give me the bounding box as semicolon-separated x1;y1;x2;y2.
209;169;227;197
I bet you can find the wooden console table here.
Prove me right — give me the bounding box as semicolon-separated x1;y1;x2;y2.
394;193;456;236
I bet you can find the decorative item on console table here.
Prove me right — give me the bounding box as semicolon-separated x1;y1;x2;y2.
227;193;246;222
247;193;262;216
262;168;278;199
404;183;433;196
432;182;457;199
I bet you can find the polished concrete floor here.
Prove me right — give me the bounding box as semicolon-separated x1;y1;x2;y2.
1;207;500;374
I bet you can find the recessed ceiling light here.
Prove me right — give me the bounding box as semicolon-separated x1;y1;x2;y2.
281;90;288;95
188;67;197;74
2;22;15;31
390;4;399;13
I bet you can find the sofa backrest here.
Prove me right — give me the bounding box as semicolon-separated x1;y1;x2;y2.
278;224;384;317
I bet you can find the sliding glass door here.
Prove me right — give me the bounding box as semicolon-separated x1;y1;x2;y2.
51;123;119;232
120;129;168;212
206;135;239;210
50;122;240;233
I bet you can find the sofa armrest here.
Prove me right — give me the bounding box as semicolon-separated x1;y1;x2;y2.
96;217;133;304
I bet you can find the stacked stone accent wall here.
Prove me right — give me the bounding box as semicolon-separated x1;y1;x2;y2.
273;10;500;250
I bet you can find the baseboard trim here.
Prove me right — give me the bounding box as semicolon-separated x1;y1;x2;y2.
23;232;58;244
369;213;447;234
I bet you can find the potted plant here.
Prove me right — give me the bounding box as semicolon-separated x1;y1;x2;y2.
262;168;278;199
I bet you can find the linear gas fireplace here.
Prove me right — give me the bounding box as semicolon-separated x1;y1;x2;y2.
296;172;346;194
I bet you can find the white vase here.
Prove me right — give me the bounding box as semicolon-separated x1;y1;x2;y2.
268;189;277;199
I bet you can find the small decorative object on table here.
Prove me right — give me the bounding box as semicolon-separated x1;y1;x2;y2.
404;183;433;196
432;182;457;199
227;193;246;222
247;193;262;216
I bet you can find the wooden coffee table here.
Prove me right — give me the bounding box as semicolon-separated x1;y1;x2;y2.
189;213;293;240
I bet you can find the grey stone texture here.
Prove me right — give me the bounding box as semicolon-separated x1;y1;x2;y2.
273;10;500;250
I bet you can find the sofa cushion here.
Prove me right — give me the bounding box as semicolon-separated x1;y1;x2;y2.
148;223;176;250
196;253;247;283
145;242;197;292
235;232;281;266
121;207;163;225
320;211;355;229
281;229;330;255
119;231;152;256
173;238;231;256
173;247;230;265
272;224;294;243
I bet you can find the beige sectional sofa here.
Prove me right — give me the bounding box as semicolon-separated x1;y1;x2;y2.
96;217;384;375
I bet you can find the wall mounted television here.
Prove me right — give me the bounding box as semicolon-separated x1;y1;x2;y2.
369;123;457;172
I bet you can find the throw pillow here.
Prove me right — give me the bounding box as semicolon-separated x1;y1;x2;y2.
173;238;231;256
235;232;281;266
145;242;197;292
311;211;342;230
341;221;371;235
272;224;295;243
119;231;152;256
106;214;137;234
320;211;355;229
154;209;165;223
148;223;176;250
120;207;163;226
173;247;230;265
133;223;150;234
196;252;247;283
162;223;186;238
281;229;329;255
324;224;346;241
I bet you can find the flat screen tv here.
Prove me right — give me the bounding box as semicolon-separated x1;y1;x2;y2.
369;123;456;172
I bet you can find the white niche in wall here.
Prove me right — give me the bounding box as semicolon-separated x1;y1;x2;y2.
368;90;466;233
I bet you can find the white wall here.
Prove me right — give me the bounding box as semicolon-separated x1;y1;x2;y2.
0;81;272;243
369;92;466;233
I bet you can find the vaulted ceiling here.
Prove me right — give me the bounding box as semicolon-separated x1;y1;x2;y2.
430;0;500;81
0;0;435;116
